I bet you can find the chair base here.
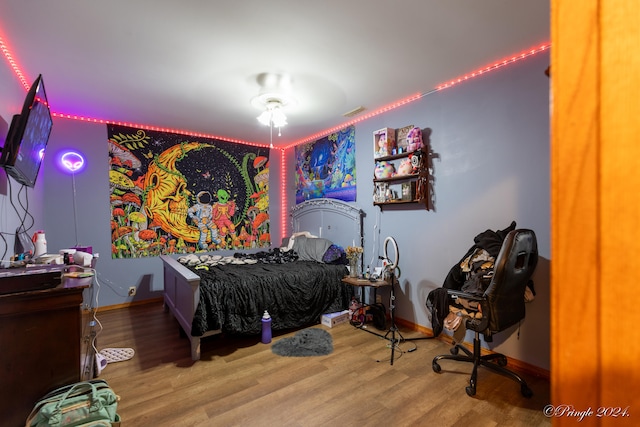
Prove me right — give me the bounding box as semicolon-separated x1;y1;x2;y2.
432;332;533;398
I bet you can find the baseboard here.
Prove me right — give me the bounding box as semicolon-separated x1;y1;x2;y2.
395;316;550;381
83;297;164;313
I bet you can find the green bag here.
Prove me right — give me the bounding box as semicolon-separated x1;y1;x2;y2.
26;380;120;427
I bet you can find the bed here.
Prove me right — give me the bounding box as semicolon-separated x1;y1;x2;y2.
160;198;364;360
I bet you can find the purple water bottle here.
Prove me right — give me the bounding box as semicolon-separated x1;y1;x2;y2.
261;310;272;344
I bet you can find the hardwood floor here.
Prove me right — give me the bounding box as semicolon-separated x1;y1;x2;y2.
96;303;551;426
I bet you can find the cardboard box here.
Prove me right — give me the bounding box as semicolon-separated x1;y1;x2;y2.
321;310;350;328
373;128;396;158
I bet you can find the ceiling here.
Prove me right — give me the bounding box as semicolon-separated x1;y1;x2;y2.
0;1;549;148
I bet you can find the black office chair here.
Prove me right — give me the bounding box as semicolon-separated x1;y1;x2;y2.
432;229;538;397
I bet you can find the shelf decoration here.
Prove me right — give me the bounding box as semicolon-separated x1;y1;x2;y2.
405;126;424;152
374;161;395;179
371;126;435;210
346;245;363;278
373;127;396;158
396;125;414;154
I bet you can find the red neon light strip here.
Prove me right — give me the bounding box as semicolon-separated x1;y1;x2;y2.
0;34;29;90
1;32;548;243
434;43;550;91
280;149;287;238
283;93;423;149
1;33;267;148
51;112;272;149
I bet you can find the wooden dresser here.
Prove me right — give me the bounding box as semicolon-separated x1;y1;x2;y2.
0;266;89;427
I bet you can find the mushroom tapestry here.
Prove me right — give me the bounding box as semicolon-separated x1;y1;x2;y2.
108;125;270;258
294;125;356;203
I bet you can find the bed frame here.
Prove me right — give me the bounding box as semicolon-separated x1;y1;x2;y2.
160;198;363;360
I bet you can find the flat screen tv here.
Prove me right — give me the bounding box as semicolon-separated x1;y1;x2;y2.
0;74;53;187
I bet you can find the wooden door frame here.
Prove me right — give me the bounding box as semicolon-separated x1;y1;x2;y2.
551;0;640;424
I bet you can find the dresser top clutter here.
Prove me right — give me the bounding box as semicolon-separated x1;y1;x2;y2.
0;264;93;295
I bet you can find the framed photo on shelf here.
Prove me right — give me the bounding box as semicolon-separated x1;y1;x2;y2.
396;125;414;154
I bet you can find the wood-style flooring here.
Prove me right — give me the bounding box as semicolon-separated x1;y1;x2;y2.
96;303;551;426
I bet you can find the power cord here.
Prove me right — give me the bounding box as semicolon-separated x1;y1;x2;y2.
375;340;417;363
1;170;36;267
368;209;381;269
86;267;104;360
95;269;134;298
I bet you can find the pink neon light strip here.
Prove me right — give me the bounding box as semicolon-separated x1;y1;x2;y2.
280;150;287;237
51;113;272;149
284;93;423;149
286;42;551;148
1;31;549;241
2;38;550;141
1;34;268;149
0;34;29;90
434;43;550;91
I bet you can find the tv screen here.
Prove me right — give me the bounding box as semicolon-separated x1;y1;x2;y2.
0;74;53;187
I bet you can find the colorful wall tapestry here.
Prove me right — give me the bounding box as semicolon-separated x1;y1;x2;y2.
294;125;356;203
108;125;270;258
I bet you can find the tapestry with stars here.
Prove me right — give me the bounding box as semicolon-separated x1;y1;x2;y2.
108;124;270;258
294;125;356;203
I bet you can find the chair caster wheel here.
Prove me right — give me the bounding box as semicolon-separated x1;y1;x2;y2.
521;384;533;398
465;386;476;397
450;346;459;355
432;362;441;373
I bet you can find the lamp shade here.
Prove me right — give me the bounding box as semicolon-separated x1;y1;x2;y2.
256;99;288;128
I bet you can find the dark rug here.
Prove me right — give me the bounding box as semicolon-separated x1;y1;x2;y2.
271;328;333;357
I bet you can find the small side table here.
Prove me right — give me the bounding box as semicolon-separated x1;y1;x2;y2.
341;276;390;306
342;275;404;365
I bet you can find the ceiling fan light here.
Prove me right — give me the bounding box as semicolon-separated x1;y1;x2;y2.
257;110;273;126
270;108;288;128
256;101;288;129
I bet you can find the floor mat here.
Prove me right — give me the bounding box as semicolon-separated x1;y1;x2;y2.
271;328;333;357
99;347;135;363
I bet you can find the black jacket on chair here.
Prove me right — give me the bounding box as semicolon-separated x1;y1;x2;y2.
432;228;538;398
442;221;516;291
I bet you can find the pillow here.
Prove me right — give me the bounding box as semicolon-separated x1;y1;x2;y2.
322;244;347;264
292;235;333;262
281;231;318;252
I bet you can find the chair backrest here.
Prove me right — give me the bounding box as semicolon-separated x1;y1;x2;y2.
483;229;538;332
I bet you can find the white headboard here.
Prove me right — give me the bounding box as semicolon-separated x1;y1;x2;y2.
290;198;364;250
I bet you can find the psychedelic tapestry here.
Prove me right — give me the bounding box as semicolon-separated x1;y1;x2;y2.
294;125;356;203
108;125;270;258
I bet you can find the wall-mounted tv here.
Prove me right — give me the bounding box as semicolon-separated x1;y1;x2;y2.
0;74;53;187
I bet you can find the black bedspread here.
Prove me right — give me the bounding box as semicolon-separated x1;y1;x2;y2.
190;261;352;336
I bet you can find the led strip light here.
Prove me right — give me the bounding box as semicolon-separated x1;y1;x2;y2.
1;33;549;244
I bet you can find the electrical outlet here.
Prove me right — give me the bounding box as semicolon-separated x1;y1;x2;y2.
128;287;136;296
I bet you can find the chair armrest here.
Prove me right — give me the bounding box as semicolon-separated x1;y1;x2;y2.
446;289;485;301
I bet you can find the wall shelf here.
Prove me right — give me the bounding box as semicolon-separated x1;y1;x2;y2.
373;199;421;207
373;173;419;183
373;147;426;208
